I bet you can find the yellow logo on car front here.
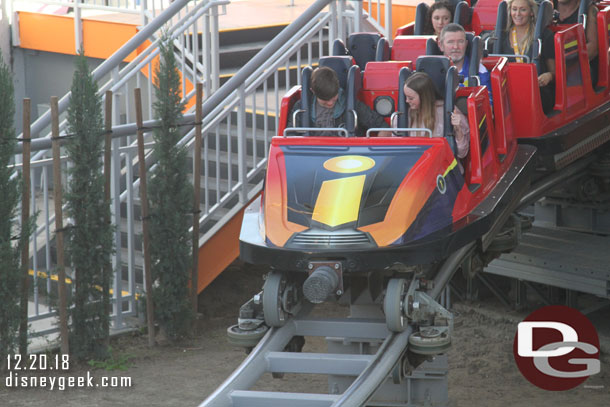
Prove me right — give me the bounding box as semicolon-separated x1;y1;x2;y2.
313;156;376;227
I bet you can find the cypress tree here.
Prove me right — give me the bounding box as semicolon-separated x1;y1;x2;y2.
65;52;113;359
149;34;193;340
0;55;21;365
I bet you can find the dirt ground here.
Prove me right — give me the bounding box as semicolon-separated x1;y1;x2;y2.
1;263;609;407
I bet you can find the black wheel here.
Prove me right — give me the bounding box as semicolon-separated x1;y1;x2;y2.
384;278;407;332
263;272;287;327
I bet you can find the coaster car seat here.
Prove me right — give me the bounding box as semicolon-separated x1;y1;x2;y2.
299;56;361;136
332;33;387;71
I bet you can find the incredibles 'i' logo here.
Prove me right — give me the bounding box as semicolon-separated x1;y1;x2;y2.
312;156;375;227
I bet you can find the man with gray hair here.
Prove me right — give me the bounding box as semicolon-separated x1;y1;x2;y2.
439;23;492;105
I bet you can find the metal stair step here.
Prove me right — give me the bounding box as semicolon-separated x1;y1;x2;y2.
203;126;270;154
485;258;610;298
118;200;235;241
230;390;338;407
218;24;287;47
519;226;610;258
191;149;263;179
265;351;374;376
484;226;610;298
494;226;610;278
293;318;390;340
121;176;259;214
218;40;269;70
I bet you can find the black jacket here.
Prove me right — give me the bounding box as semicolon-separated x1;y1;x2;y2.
286;92;389;137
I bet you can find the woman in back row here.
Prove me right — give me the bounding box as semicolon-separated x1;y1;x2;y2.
424;1;454;37
499;0;556;113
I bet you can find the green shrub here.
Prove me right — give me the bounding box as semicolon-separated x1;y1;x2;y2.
0;55;22;365
148;34;193;340
65;52;114;360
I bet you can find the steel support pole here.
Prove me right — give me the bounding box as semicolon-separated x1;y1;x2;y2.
329;1;338;50
111;69;123;330
210;5;220;92
103;91;113;342
140;0;149;26
50;97;69;356
10;0;20;47
134;88;155;347
338;0;345;42
352;0;362;33
385;0;393;44
74;0;83;53
19;98;31;355
193;14;201;101
237;84;247;204
203;9;211;98
192;83;203;313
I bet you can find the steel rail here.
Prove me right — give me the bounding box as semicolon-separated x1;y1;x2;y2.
199;303;313;407
517;153;597;210
330;326;413;407
431;242;476;300
200;302;413;407
200;323;297;407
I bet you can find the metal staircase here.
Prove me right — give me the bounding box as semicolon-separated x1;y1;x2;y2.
13;0;229;343
11;0;395;345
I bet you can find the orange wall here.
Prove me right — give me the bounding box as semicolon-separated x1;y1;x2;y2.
17;11;138;61
18;13;75;56
196;195;260;293
82;18;139;61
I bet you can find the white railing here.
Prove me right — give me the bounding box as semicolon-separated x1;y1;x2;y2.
11;0;228;344
10;0;394;349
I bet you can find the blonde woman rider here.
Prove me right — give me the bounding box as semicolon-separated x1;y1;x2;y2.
500;0;556;113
